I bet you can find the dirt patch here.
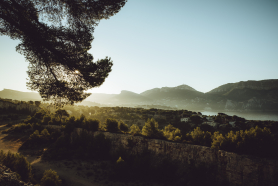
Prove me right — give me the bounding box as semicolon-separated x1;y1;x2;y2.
0;124;104;185
0;123;150;186
0;124;28;153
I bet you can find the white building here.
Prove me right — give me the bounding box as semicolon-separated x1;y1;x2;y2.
206;116;213;121
229;121;236;127
181;117;189;122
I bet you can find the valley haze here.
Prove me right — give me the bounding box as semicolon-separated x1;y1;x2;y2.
1;79;278;115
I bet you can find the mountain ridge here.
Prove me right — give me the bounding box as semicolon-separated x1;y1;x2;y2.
1;79;278;111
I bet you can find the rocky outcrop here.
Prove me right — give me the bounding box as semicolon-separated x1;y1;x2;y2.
0;164;35;186
72;129;278;186
224;98;267;111
209;79;278;94
235;80;278;90
206;80;278;111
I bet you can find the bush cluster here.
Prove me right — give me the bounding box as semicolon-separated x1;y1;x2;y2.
101;118;129;133
163;124;182;141
129;124;141;135
7;109;278;161
142;118;164;139
183;126;278;158
29;128;51;144
211;126;277;158
0;150;32;182
186;127;212;146
40;169;61;186
64;115;100;133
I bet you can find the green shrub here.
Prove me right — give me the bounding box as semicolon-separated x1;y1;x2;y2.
42;115;51;125
41;128;50;137
41;169;61;186
104;118;119;133
129;124;141;135
118;121;129;133
48;117;61;126
186;127;212;146
75;114;86;128
0;150;32;182
117;156;124;163
142;118;163;139
64;116;77;133
29;130;41;141
211;126;276;157
29;129;51;144
163;124;182;141
13;153;32;182
54;109;69;122
84;118;99;131
33;110;47;120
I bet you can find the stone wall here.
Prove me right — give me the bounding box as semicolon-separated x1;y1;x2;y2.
72;128;278;186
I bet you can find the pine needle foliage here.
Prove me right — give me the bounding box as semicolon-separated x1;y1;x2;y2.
142;118;163;139
0;0;127;105
211;126;276;157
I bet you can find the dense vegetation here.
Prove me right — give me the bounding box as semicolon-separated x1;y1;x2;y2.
3;104;278;159
1;102;278;185
0;150;32;182
40;169;62;186
0;99;39;123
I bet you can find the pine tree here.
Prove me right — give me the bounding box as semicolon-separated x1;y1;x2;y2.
142;118;163;139
0;0;127;105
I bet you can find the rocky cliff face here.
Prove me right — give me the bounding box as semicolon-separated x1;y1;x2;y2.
72;129;278;186
205;80;278;111
224;98;267;111
209;79;278;94
235;80;278;90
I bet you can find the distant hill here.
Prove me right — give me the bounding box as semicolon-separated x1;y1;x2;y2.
0;89;103;106
203;79;278;111
106;90;152;104
208;79;278;93
141;84;204;100
0;89;42;101
85;93;116;103
206;79;278;101
1;79;278;111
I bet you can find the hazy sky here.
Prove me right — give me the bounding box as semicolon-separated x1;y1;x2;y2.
1;0;278;94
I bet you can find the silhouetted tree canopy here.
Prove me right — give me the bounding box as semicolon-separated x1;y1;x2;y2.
0;0;127;104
